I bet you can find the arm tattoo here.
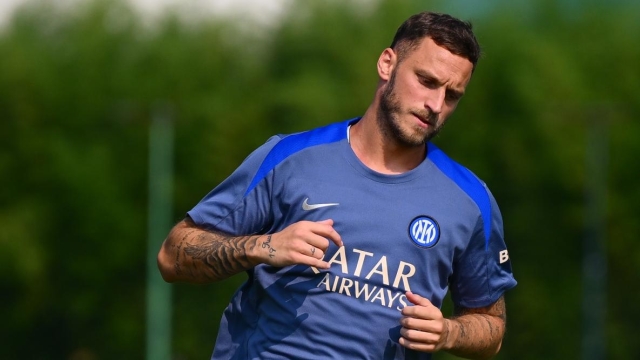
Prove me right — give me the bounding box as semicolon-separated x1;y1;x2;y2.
174;241;183;275
181;228;259;282
448;296;507;358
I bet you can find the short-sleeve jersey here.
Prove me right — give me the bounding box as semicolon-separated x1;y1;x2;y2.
188;118;517;360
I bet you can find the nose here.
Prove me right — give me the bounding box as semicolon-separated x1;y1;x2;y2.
424;87;445;114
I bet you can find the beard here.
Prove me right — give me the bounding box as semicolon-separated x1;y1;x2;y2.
377;70;443;147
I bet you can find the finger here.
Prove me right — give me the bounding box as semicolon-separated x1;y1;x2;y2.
305;255;331;269
398;337;438;353
402;292;442;320
405;291;434;307
400;327;440;344
312;219;343;247
401;316;444;333
286;245;329;269
289;235;326;256
305;233;330;252
309;246;325;260
304;222;342;250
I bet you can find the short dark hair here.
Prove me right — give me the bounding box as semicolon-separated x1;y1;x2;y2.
390;12;481;69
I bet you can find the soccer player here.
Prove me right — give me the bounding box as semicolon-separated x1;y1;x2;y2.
158;11;517;360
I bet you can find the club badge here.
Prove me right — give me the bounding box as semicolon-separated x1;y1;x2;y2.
408;216;440;248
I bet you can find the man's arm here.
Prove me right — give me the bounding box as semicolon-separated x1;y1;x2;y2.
444;296;506;359
157;216;342;283
399;292;507;359
157;217;260;283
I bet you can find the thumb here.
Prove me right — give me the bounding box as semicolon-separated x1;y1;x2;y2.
405;291;434;307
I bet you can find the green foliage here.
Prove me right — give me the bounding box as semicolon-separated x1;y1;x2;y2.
1;0;638;359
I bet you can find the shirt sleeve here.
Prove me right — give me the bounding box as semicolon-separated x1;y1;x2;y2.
187;135;281;236
449;185;517;308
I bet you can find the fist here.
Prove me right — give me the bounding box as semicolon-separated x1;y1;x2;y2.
399;291;450;353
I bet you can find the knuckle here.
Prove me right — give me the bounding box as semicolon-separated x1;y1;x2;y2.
400;317;408;327
403;317;417;328
434;322;444;333
292;227;304;238
402;329;416;340
404;341;418;350
293;242;307;252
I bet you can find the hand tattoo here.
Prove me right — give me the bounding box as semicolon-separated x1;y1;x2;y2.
261;234;276;258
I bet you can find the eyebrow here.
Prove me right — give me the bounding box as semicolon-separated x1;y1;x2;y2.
415;69;465;99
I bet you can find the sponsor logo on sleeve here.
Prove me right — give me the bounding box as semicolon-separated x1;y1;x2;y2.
499;250;510;264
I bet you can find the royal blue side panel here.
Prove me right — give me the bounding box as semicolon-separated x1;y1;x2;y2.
244;120;350;197
427;142;492;250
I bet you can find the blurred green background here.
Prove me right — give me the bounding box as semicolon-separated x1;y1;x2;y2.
1;0;639;359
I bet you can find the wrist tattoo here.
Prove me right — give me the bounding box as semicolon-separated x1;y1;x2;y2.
261;234;276;258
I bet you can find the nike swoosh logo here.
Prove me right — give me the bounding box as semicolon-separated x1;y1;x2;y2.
302;198;339;211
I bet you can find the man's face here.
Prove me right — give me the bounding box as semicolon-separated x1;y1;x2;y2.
377;37;474;146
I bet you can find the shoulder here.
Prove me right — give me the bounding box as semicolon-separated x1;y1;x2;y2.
245;118;354;195
269;119;352;155
426;142;491;194
258;118;351;164
426;142;497;241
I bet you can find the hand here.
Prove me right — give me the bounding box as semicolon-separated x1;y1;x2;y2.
254;219;343;269
399;291;452;353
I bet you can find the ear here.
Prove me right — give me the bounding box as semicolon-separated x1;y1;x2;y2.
377;48;397;81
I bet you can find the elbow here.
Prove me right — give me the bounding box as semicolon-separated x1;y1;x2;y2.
464;338;502;360
492;340;502;358
479;340;502;360
157;246;178;283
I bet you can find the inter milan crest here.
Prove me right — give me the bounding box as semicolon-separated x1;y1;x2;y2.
408;216;440;248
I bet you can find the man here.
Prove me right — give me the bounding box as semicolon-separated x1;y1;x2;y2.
158;11;516;360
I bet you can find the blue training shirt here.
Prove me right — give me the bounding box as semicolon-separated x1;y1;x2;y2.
188;118;517;360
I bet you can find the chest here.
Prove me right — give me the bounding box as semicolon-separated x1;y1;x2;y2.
268;159;481;296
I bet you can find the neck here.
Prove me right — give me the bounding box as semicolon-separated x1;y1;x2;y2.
350;106;426;175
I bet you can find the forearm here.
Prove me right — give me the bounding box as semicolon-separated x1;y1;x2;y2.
443;313;504;359
441;296;507;360
157;218;262;283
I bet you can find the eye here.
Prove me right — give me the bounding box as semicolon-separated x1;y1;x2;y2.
418;75;438;89
445;91;462;102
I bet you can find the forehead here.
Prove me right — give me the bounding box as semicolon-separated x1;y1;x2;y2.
400;37;473;87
